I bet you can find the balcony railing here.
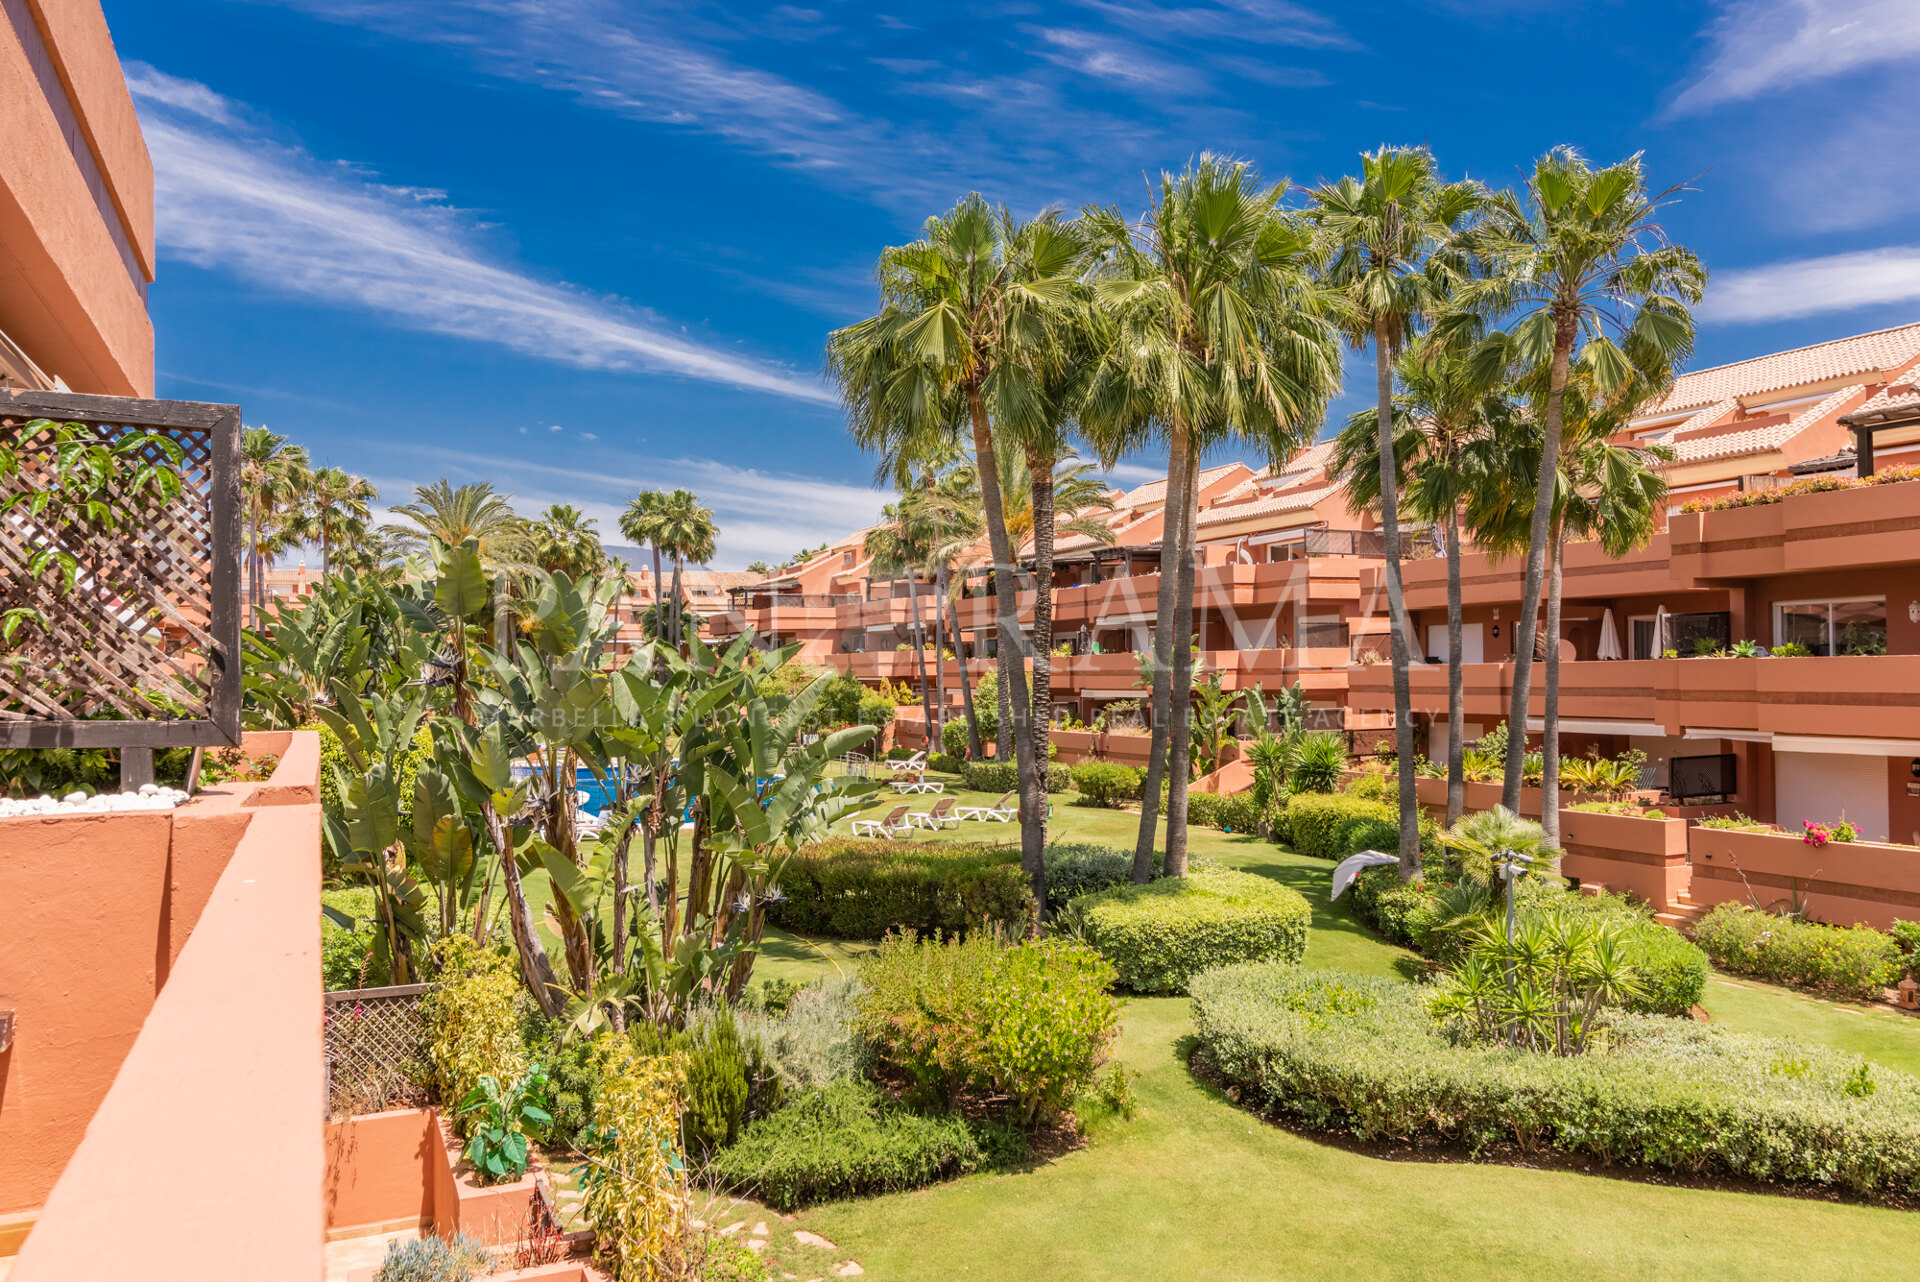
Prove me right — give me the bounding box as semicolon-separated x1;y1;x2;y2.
726;591;860;610
1303;526;1442;560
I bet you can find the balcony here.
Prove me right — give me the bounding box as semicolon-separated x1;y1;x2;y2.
1345;654;1920;741
1384;533;1680;612
1669;477;1920;583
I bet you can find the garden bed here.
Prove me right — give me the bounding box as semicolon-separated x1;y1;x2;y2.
1191;965;1920;1203
1689;826;1920;930
1073;865;1309;994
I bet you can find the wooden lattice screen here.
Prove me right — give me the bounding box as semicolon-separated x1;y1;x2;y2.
0;389;241;748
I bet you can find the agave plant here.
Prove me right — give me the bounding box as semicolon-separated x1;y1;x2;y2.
1291;732;1349;794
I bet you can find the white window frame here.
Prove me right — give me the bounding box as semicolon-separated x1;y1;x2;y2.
1627;613;1655;660
1772;595;1886;653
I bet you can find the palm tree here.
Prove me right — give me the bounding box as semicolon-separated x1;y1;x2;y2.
239;428;311;623
380;480;531;576
944;448;1119;762
1312;146;1483;881
864;500;935;728
1458;147;1705;812
302;466;377;578
619;489;670;633
1484;374;1674;848
651;488;717;647
529;503;605;579
1331;329;1513;826
827;193;1082;916
1082;156;1343;882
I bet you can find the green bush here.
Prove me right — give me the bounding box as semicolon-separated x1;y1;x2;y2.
372;1231;495;1282
1692;903;1902;1000
706;1079;1017;1210
1344;870;1708;1016
770;838;1033;940
1073;865;1311;994
929;752;965;775
1217;793;1262;833
1042;843;1152;914
960;760;1070;794
1070;761;1143;807
1184;791;1224;829
856;933;1119;1120
1192;965;1920;1199
736;976;873;1093
630;1006;784;1157
1287;792;1393;859
1893;919;1920;957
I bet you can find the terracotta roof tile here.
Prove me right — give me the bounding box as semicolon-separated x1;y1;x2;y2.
1842;369;1920;422
1195;482;1342;528
1653;387;1859;464
1116;462;1243;507
1646;322;1920;414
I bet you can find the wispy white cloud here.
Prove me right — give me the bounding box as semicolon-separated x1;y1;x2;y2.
1073;0;1356;50
1697;246;1920;323
371;441;889;569
127;64;835;405
1669;0;1920;115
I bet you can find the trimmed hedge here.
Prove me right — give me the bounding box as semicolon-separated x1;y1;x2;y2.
961;760;1072;794
1345;867;1708;1017
1692;903;1903;1001
706;1079;1019;1210
1070;761;1143;807
1042;843;1153;914
770;839;1032;939
1286;792;1437;860
1193;965;1920;1199
928;752;965;775
1073;866;1310;994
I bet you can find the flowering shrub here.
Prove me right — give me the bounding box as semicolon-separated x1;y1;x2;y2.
1691;902;1902;1000
1802;819;1861;847
1678;464;1920;513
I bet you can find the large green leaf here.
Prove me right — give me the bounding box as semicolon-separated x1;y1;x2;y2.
432;536;490;620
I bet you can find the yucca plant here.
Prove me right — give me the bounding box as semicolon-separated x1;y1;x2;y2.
1291;733;1349;795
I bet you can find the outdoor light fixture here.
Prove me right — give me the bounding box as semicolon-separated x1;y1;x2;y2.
1909;600;1919;624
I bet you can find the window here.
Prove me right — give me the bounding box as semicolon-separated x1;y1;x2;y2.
1773;597;1886;656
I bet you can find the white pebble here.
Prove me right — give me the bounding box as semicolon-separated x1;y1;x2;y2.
0;786;191;820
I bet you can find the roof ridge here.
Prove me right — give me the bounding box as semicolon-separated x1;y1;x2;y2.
1671;320;1920;383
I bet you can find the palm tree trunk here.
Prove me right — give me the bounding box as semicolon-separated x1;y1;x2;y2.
650;544;665;640
1164;443;1201;879
1541;516;1567;849
1445;506;1466;828
1374;320;1420;882
1028;446;1057;886
671;554;684;647
1133;426;1191;883
964;385;1045;922
995;642;1013;760
481;799;565;1017
945;578;983;758
929;475;949;753
1502;315;1577;810
904;570;933;753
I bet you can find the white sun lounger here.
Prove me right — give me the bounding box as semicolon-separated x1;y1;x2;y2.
851;804;913;838
910;797;959;830
956;791;1016;823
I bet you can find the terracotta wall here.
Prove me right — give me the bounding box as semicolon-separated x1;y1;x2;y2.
0;732;320;1219
10;744;324;1280
0;0;153;393
324;1108;438;1237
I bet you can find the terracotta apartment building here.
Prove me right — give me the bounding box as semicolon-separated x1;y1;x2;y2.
713;322;1920;845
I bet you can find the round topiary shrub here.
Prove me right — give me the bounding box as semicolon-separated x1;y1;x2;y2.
1071;865;1310;994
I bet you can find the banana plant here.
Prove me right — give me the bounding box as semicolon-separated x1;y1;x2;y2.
316;680;431;983
697;668;881;1000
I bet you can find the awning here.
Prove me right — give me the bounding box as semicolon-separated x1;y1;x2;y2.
1083;688;1145;698
1683;728;1771;743
1526;718;1666;737
1773;734;1920;758
1096;613;1153;626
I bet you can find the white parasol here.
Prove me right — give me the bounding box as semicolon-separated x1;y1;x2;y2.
1330;850;1402;900
1653;604;1670;658
1597;608;1623;661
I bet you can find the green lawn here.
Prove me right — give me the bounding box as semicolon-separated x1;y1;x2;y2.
329;778;1920;1276
759;781;1920;1278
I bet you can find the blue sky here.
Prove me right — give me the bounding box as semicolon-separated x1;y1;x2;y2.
104;0;1920;567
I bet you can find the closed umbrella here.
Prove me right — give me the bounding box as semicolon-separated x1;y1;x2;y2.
1597;608;1623;661
1331;850;1402;900
1653;604;1669;659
